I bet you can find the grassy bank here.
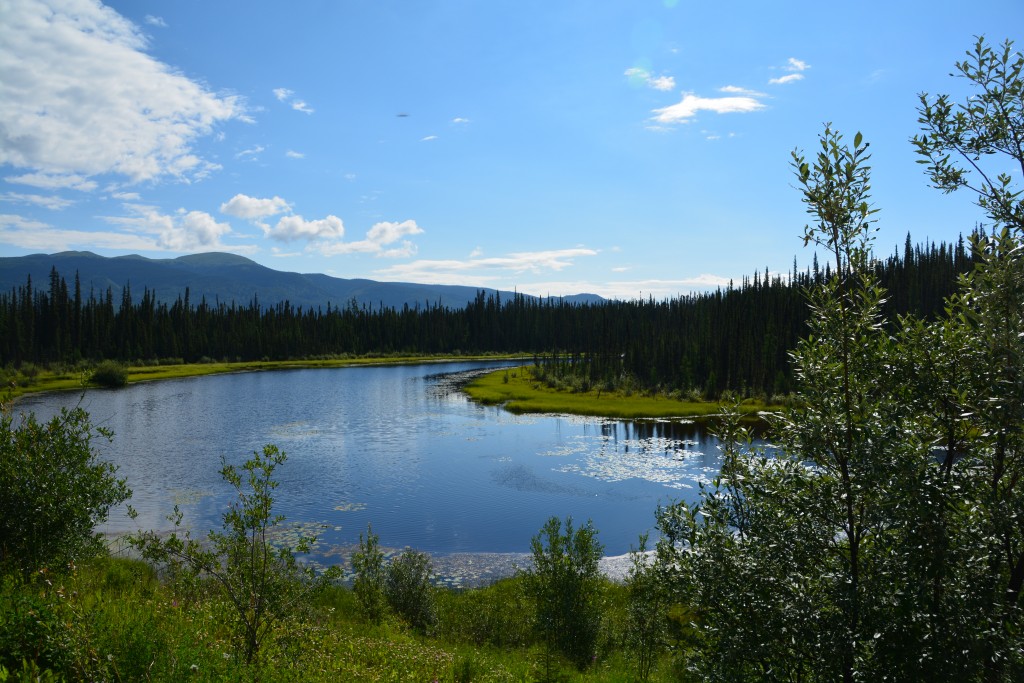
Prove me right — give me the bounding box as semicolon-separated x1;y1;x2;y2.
0;555;673;682
465;366;772;419
2;354;525;402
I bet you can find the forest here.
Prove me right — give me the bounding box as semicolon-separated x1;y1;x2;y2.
0;232;974;398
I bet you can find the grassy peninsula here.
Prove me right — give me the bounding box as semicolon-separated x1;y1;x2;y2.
464;366;772;419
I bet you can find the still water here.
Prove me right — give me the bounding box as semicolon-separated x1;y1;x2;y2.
15;361;733;579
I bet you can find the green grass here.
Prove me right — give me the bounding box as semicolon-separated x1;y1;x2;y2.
0;556;680;682
465;366;772;419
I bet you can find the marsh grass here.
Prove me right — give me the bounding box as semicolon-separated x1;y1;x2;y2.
465;367;772;419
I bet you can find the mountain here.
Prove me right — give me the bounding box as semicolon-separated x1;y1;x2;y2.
0;251;605;309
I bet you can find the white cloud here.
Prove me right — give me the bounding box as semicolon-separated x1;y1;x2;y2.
373;247;598;283
452;117;470;124
144;15;167;27
103;204;234;250
5;172;98;192
652;93;766;123
269;214;345;242
0;192;75;210
0;206;250;254
719;85;765;96
235;145;265;160
0;213;157;251
625;67;676;91
769;73;804;85
516;274;733;300
112;191;140;201
421;135;438;142
273;87;313;113
0;0;246;185
769;57;809;84
285;150;305;159
320;219;424;257
220;193;291;220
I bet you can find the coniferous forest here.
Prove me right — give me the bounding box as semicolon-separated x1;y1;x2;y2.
0;233;975;398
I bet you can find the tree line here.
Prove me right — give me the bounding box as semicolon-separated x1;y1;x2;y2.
1;232;976;397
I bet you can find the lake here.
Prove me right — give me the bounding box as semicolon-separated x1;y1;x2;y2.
14;361;734;584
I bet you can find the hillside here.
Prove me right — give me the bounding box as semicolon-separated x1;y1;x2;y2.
0;251;604;310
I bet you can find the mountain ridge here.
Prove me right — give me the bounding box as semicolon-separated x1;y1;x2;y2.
0;251;604;309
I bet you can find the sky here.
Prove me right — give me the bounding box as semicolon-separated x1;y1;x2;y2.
1;0;1021;300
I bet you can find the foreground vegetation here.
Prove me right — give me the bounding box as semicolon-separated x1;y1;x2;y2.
1;37;1022;683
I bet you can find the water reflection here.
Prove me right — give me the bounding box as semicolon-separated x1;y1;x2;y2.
14;361;749;574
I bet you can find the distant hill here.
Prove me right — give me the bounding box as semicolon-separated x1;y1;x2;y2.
0;251;605;310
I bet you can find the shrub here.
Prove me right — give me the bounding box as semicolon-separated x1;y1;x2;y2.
89;361;127;388
385;548;437;632
0;407;130;578
525;516;605;672
351;524;387;624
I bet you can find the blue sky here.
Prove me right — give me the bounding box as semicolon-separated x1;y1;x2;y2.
1;0;1021;299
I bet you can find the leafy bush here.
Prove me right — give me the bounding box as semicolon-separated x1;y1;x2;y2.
351;524;387;624
0;407;130;578
89;360;127;388
385;548;437;632
525;516;605;672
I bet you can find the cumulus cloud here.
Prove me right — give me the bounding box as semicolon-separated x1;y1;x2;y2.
273;88;293;102
144;15;167;27
291;100;314;114
0;0;246;186
104;204;234;250
321;219;424;257
268;214;345;242
220;193;291;221
652;93;765;123
285;150;305;159
625;67;676;91
452;117;470;124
